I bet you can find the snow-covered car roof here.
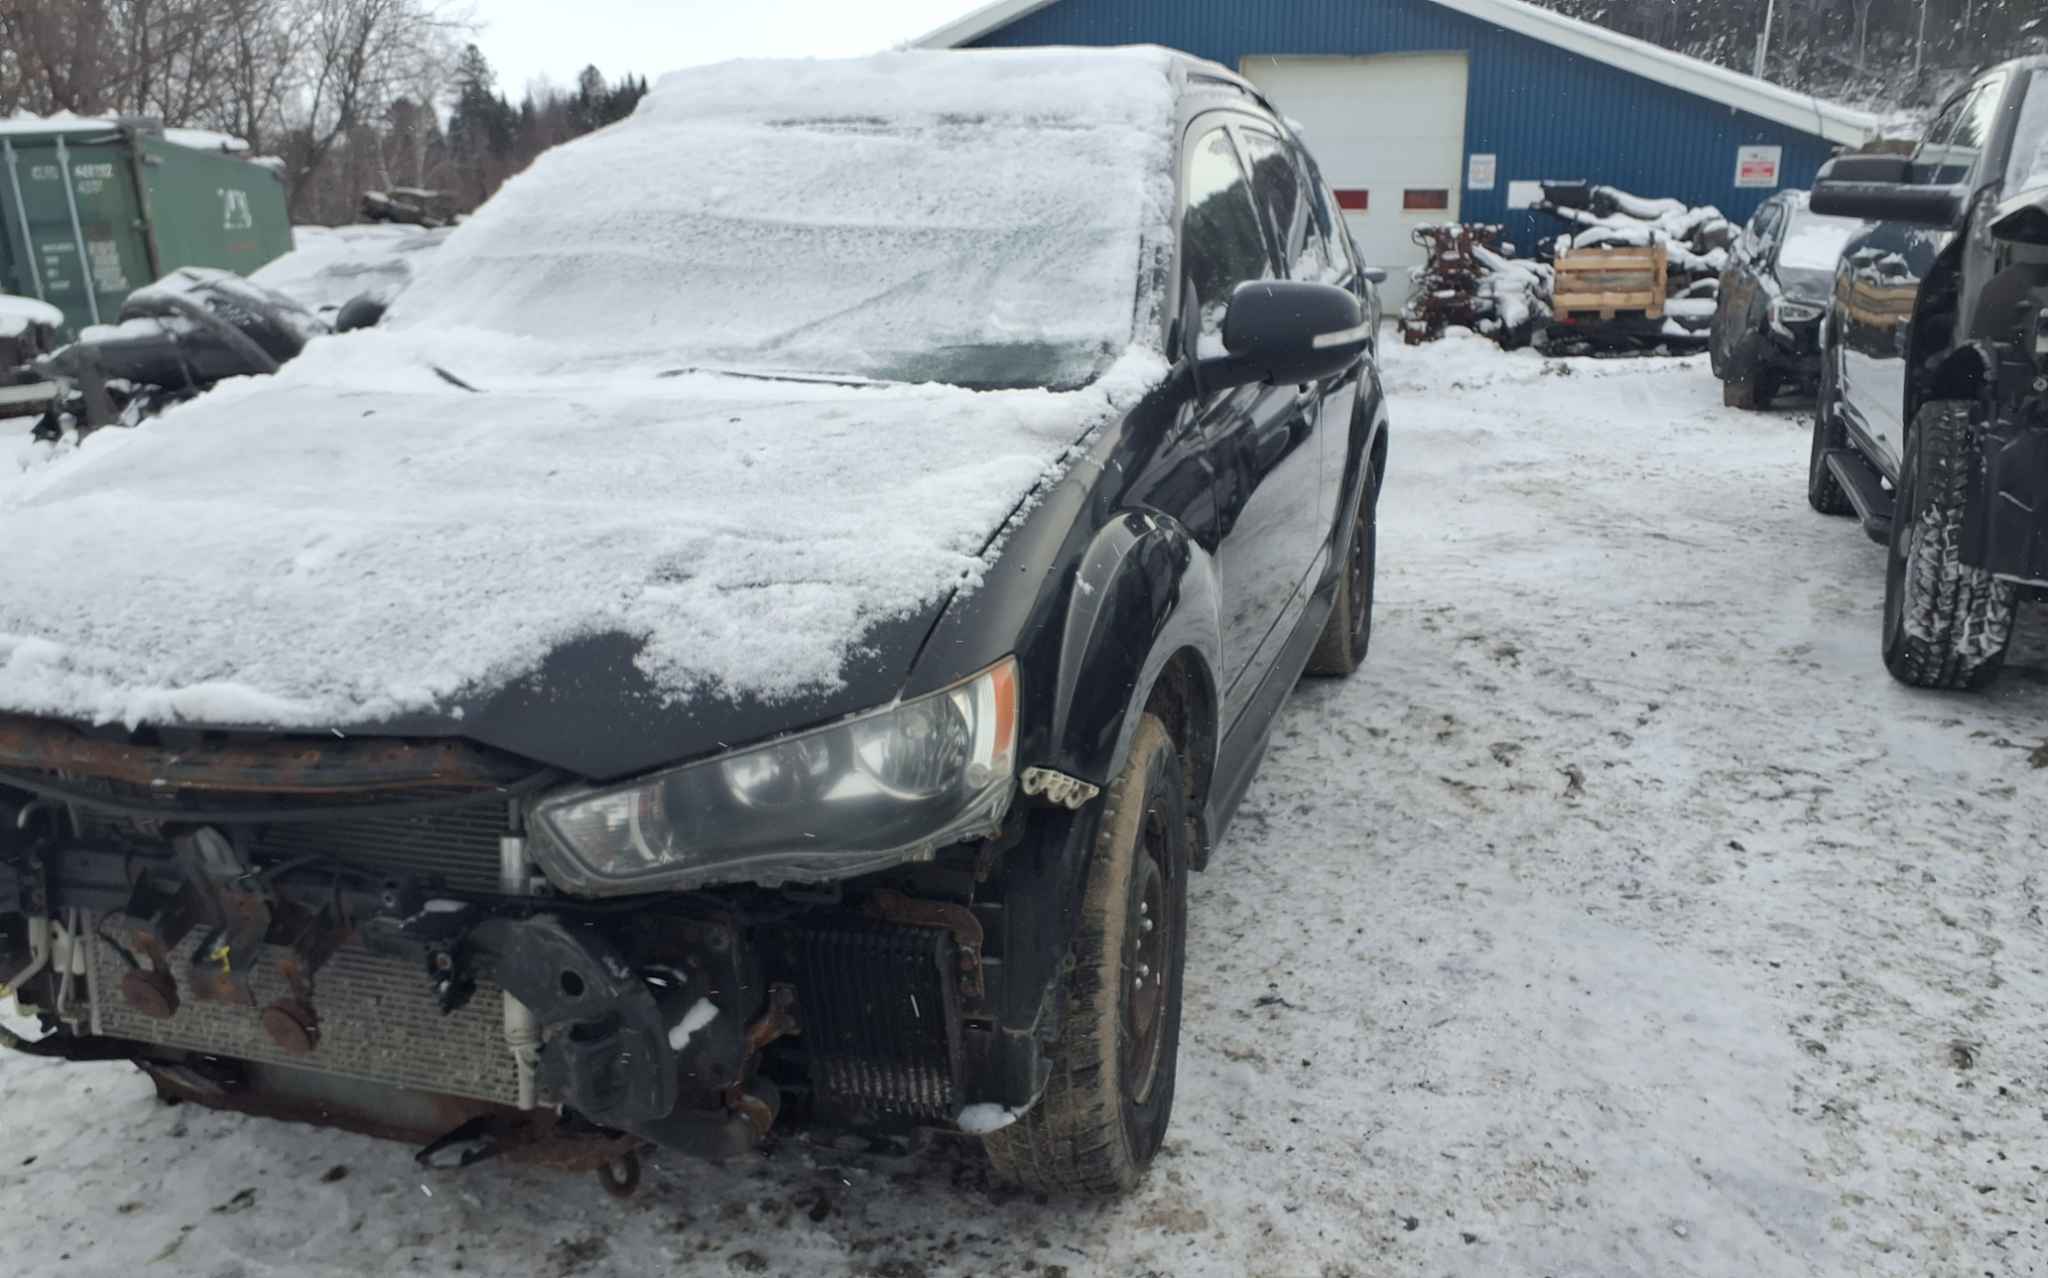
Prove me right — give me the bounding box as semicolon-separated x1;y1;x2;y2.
0;49;1182;735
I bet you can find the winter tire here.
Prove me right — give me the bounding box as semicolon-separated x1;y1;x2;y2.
1881;399;2016;690
1807;348;1853;516
1305;456;1378;677
985;714;1189;1196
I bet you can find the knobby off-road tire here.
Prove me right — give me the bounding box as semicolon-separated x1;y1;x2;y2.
1807;347;1854;516
1881;399;2016;690
985;714;1189;1196
1305;456;1378;676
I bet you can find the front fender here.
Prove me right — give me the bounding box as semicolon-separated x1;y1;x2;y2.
1047;511;1220;790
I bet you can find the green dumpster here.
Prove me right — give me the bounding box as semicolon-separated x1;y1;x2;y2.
0;118;293;336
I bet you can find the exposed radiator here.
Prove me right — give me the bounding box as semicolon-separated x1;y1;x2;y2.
91;929;521;1106
255;803;510;896
790;923;963;1121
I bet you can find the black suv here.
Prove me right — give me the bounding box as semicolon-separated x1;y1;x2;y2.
1809;57;2048;688
0;50;1386;1197
1710;191;1862;409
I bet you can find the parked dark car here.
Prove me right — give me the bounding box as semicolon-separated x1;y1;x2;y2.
1710;191;1862;408
1808;56;2048;688
0;49;1387;1198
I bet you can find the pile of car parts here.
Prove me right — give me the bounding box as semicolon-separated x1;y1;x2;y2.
28;267;333;436
1537;182;1729;350
1400;223;1504;344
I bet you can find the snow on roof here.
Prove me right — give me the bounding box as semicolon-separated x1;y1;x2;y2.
0;50;1182;731
915;0;1882;147
0;110;249;152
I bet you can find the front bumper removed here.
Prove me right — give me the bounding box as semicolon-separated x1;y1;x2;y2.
2;802;1042;1164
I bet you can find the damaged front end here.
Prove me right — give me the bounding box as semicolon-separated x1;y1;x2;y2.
0;691;1061;1186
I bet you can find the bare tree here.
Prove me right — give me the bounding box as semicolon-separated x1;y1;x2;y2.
289;0;464;213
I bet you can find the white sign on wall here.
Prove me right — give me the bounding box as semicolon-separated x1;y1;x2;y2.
1735;145;1783;189
1506;180;1545;210
1466;153;1497;191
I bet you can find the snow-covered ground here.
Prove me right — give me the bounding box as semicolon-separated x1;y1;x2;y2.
6;334;2045;1277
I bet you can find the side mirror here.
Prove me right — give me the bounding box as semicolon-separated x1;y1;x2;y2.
1363;267;1389;286
1809;155;1966;227
1195;281;1369;393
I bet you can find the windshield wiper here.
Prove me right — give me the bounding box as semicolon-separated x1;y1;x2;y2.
655;365;882;389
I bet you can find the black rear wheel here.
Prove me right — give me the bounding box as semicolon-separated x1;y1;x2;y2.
1305;457;1378;677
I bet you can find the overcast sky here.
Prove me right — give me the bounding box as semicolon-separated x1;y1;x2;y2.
472;0;989;98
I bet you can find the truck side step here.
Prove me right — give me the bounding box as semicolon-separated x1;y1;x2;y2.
1824;449;1894;545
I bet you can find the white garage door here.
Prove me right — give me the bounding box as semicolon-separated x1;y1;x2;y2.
1240;54;1470;309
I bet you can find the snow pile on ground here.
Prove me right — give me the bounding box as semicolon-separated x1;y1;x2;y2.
250;225;449;318
0;49;1184;730
8;339;2043;1277
392;47;1181;388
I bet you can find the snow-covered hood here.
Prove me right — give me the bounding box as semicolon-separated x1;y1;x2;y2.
0;329;1165;771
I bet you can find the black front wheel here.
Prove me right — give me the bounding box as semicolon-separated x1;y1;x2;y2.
1881;400;2016;690
984;714;1190;1195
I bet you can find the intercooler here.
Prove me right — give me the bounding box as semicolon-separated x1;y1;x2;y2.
86;806;523;1106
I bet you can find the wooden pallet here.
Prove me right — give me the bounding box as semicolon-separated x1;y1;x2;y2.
1552;244;1668;321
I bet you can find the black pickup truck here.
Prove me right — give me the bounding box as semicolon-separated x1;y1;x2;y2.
0;48;1386;1198
1809;56;2048;689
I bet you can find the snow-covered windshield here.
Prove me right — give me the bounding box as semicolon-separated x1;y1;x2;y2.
388;51;1179;391
1775;204;1860;293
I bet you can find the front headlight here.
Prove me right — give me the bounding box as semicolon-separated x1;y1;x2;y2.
532;658;1019;895
1771;298;1825;326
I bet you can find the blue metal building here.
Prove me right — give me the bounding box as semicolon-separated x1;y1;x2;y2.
918;0;1880;294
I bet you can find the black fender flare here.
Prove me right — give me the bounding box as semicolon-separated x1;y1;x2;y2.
1045;509;1221;795
1904;237;1968;426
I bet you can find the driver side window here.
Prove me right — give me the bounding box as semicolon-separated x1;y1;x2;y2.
1181;125;1277;352
1915;84;1988;185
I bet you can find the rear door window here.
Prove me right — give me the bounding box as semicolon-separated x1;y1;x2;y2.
2008;70;2048;194
1182;125;1278;344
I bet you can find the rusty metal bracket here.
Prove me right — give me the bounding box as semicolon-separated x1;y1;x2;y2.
866;889;986;1001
